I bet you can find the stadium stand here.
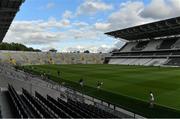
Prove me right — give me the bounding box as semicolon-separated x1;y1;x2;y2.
157;38;178;49
120;42;137;52
105;16;180;66
172;51;180;55
166;58;180;66
0;51;107;65
132;41;149;51
3;84;119;118
144;58;168;66
143;40;162;51
173;39;180;49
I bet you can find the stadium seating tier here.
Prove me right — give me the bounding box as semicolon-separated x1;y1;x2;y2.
5;85;117;118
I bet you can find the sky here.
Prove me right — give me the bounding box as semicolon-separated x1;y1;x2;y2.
3;0;180;52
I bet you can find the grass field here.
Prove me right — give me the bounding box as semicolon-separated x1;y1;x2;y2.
22;64;180;117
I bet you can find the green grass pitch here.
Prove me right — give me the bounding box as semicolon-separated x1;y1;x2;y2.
23;64;180;117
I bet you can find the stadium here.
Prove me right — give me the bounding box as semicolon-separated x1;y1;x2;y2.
1;0;180;118
105;16;180;66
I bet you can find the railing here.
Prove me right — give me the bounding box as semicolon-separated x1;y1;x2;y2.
65;87;141;118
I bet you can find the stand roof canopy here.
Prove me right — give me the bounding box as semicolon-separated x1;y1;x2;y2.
0;0;25;42
105;16;180;41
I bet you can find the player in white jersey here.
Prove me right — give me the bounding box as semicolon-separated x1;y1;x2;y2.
149;92;155;108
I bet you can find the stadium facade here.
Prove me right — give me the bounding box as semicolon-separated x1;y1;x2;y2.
105;16;180;66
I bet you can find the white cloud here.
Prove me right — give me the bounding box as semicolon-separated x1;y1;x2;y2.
39;17;71;29
108;1;153;30
140;0;180;19
95;22;110;31
76;0;113;15
140;0;171;19
73;22;89;28
169;0;180;10
68;29;99;40
3;18;101;50
62;10;73;19
63;44;113;53
4;18;71;45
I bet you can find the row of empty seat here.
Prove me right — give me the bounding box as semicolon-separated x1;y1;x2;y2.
7;85;117;118
166;58;180;66
120;38;180;52
158;38;178;49
132;41;149;51
109;58;168;66
143;40;163;51
108;56;180;66
173;39;180;49
120;42;138;52
113;51;174;57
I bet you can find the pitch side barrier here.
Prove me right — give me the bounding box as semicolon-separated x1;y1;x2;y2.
18;66;180;118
